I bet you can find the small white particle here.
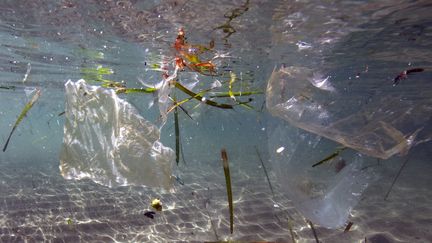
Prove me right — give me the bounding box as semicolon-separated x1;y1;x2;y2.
296;41;312;50
276;147;285;153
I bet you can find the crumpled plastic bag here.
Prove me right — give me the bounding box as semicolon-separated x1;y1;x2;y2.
60;79;174;190
266;66;431;159
263;65;426;228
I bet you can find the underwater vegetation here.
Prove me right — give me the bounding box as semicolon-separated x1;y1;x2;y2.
393;67;424;86
71;25;263;237
307;220;320;243
384;154;412;200
83;26;263;168
312;146;347;168
214;0;251;43
255;146;274;197
221;148;234;234
2;89;41;152
0;0;430;242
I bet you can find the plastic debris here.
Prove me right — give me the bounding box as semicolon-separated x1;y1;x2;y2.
59;80;174;189
265;64;431;228
266;65;431;159
22;63;31;83
268;123;378;228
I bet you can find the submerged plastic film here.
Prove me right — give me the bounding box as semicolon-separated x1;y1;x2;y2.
266;66;432;159
268;123;378;228
60;80;174;190
265;65;431;228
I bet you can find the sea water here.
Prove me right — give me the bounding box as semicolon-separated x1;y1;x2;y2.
0;1;431;242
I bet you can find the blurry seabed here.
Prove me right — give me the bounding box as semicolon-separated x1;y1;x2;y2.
0;146;431;242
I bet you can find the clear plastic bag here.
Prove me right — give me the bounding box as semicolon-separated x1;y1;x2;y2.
265;65;432;228
266;66;431;159
268;122;378;228
60;80;174;190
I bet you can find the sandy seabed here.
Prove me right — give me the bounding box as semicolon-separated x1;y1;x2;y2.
0;147;430;243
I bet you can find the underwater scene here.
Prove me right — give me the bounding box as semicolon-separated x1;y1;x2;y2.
0;0;431;242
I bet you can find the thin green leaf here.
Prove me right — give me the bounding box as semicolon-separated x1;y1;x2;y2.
116;87;157;94
384;154;411;200
174;109;180;165
3;89;41;152
177;104;193;121
174;97;180;165
255;146;274;197
287;216;297;243
228;71;236;100
312;147;347;167
209;90;263;98
174;82;233;109
307;220;320;243
167;87;213;114
0;85;16;90
221;149;234;234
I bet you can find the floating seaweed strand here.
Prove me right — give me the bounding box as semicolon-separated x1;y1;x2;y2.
80;27;263;175
0;85;16;90
344;221;354;233
254;146;275;197
3;89;41;152
384;153;412;200
173;95;181;165
221;148;234;234
307;220;320;243
214;0;250;43
312;146;347;168
287;216;297;243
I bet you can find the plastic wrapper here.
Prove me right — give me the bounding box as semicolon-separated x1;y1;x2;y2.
60;80;174;190
268;122;378;228
266;66;432;159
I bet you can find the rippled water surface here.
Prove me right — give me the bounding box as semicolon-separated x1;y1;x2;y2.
1;0;432;242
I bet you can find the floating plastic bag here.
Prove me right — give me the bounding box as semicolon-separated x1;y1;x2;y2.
265;65;424;228
60;79;174;190
268;122;378;228
266;66;432;159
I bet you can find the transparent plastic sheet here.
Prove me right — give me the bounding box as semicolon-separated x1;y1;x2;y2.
265;65;432;228
60;80;174;190
268;122;379;228
265;1;432;229
266;66;432;159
